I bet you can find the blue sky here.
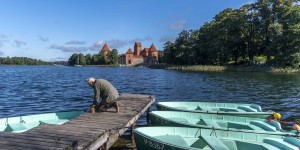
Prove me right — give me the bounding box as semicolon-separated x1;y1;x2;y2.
0;0;252;61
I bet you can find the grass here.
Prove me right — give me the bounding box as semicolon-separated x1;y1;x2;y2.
149;64;300;73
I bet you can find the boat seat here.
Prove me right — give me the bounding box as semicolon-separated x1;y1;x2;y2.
40;119;69;125
250;121;276;131
263;138;299;149
237;106;257;112
202;119;220;128
201;136;230;150
7;123;29;132
284;137;300;148
196;106;210;112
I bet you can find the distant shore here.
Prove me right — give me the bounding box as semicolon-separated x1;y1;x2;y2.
148;64;300;73
84;65;119;67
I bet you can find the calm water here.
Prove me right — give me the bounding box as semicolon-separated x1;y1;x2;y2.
1;66;300;126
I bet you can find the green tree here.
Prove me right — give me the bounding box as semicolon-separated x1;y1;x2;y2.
162;41;176;64
107;49;119;65
68;53;78;65
91;54;98;65
85;54;92;65
78;53;86;65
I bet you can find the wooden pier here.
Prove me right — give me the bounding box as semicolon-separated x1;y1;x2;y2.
0;93;155;150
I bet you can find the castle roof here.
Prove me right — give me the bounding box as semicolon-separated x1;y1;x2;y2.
126;48;133;54
141;48;149;54
101;43;111;52
135;42;142;47
149;44;158;52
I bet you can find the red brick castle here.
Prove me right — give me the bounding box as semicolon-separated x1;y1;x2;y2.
101;42;159;65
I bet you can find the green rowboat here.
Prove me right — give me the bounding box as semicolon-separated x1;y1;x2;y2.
134;127;300;150
0;111;84;133
150;111;297;136
156;102;272;118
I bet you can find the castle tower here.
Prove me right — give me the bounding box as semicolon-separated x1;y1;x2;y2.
149;43;158;63
101;43;111;57
134;42;142;56
126;48;134;64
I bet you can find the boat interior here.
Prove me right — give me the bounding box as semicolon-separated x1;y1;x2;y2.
135;127;300;150
0;111;84;133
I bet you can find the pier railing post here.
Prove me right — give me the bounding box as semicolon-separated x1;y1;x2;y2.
146;108;150;124
71;140;78;150
131;121;136;146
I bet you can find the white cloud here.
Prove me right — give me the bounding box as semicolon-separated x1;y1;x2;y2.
50;44;89;52
50;36;154;52
168;20;187;30
108;39;127;49
245;1;255;5
128;36;153;43
0;34;7;38
0;41;3;48
0;50;3;56
65;40;86;45
89;39;127;51
160;35;176;43
39;36;49;42
14;40;26;48
89;40;105;51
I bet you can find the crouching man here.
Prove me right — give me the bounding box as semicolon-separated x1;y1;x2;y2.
87;77;119;113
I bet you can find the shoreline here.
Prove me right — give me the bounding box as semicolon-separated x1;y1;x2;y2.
148;64;300;73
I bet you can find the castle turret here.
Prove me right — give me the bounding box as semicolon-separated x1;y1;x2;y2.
149;43;158;63
134;42;142;56
126;48;133;64
101;43;111;58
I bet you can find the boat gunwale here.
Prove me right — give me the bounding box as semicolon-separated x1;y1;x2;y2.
149;111;297;136
156;102;273;115
134;127;300;149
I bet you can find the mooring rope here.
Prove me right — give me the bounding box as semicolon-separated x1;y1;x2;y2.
266;117;296;125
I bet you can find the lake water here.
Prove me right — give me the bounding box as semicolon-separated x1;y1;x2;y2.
1;66;300;145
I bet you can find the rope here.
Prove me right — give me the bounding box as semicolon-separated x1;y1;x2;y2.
266;117;296;125
263;98;300;110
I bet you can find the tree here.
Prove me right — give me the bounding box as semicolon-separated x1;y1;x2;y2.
85;54;92;65
78;53;86;65
68;53;78;65
162;41;176;64
158;50;164;63
107;49;119;65
91;54;98;65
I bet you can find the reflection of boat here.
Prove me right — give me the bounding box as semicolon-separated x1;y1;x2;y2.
156;102;272;118
150;111;297;136
134;127;300;150
0;111;84;133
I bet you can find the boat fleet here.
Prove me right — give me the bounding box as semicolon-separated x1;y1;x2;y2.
134;102;300;150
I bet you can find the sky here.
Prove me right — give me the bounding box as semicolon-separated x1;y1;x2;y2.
0;0;253;61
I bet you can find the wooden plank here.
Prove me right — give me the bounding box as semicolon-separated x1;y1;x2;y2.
106;94;155;148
